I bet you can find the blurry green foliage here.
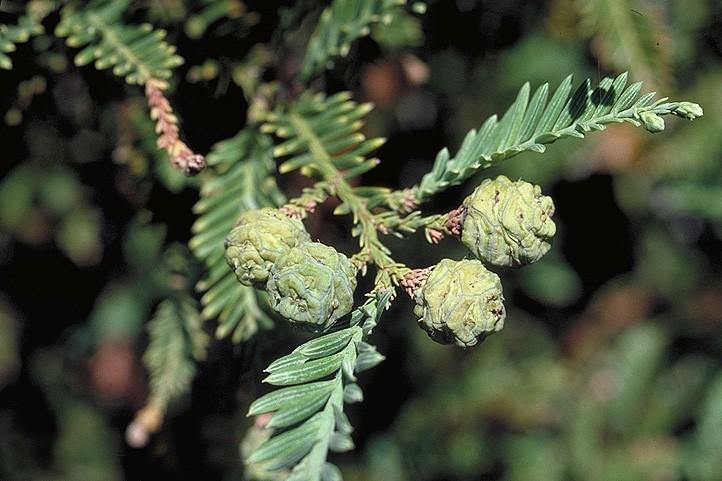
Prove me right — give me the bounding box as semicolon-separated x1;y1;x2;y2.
0;10;43;69
517;249;582;307
576;0;672;88
143;292;208;411
110;97;197;193
685;372;722;481
0;300;20;388
0;0;721;480
0;162;103;266
370;9;424;48
347;320;718;481
636;226;704;298
31;350;123;481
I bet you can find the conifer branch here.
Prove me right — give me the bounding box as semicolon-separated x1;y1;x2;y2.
409;72;702;203
191;130;283;342
264;92;409;288
300;0;423;79
288;110;404;286
0;14;44;70
280;183;331;220
126;291;208;448
56;0;205;175
245;292;391;480
55;1;182;85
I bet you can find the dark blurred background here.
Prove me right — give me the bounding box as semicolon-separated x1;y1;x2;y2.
1;0;722;480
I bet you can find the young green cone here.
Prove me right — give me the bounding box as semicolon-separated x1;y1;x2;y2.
413;259;506;348
461;175;555;267
267;242;357;331
224;208;310;286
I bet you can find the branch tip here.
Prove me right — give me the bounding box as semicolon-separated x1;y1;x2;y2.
145;78;206;176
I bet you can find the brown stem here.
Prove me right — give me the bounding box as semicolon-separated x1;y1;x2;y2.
145;78;205;176
445;205;466;237
400;268;430;298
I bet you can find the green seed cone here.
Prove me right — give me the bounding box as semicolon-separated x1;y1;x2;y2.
639;111;665;133
224;208;310;286
461;175;555;267
673;102;703;120
267;242;357;331
414;259;505;347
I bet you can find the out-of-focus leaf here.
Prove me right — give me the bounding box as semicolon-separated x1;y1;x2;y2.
504;433;565;481
685;373;722;481
0;164;36;231
53;402;123;481
577;0;672;89
30;350;122;481
636;227;704;298
518;250;582;307
371;9;423;48
639;356;713;436
606;323;668;432
37;167;82;216
0;300;20;387
365;437;408;481
56;207;103;267
122;214;167;274
88;284;150;341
